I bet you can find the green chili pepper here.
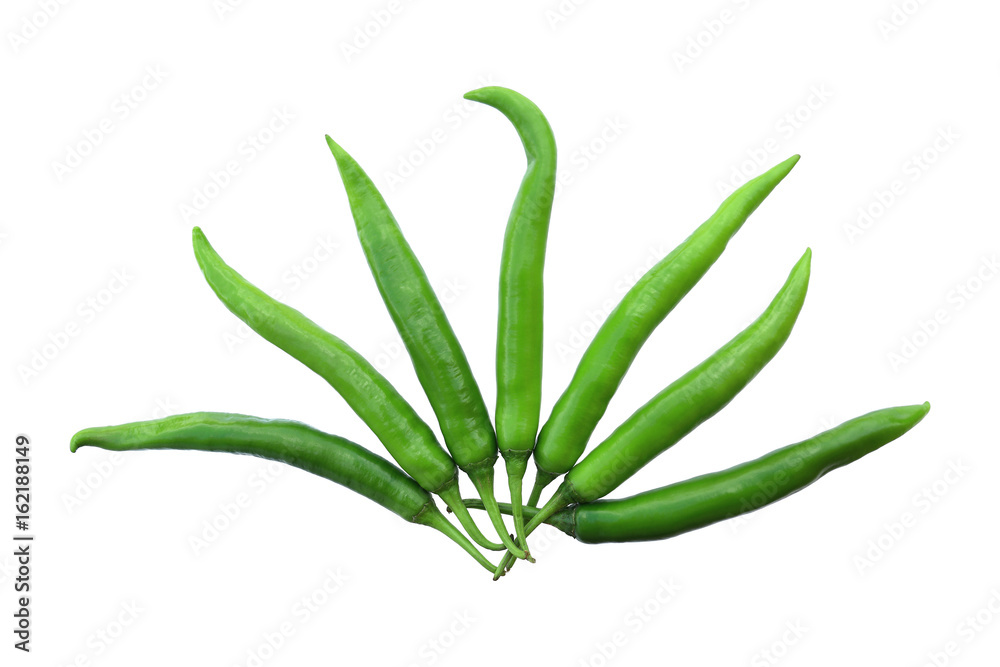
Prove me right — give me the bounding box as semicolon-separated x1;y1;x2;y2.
67;88;934;582
464;403;929;546
529;155;801;507
326;137;529;560
498;249;811;577
69;413;497;572
191;227;504;552
465;86;557;552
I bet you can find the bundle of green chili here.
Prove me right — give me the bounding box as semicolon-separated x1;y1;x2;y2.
70;87;930;579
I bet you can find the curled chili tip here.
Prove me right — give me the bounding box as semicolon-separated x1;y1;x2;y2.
463;86;557;161
68;431;88;453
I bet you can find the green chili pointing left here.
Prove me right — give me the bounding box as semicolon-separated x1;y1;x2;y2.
465;86;557;552
326;137;530;560
71;413;498;572
191;227;504;553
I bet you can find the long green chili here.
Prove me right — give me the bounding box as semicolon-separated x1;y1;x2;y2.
465;86;557;551
326;137;529;560
71;413;498;572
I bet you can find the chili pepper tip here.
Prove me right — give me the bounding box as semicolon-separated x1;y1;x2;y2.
325;135;344;157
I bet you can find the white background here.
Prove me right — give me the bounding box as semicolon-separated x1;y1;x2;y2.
3;1;998;665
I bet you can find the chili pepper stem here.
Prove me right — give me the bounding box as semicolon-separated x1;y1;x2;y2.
417;506;498;574
460;498;577;537
466;465;533;561
437;484;505;551
493;484;574;579
502;452;531;552
527;468;558;508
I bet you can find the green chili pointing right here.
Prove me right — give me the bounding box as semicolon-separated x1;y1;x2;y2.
465;86;557;552
497;248;811;577
529;155;801;506
464;403;929;546
326;137;530;560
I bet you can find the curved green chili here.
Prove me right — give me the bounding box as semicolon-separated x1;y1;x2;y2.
326;137;528;560
191;227;503;552
499;249;811;577
466;403;929;547
70;413;497;572
465;86;557;551
529;155;801;506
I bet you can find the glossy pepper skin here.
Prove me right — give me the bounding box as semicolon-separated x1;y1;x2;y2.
469;403;929;544
191;227;503;552
496;249;811;577
530;155;801;504
564;249;811;504
70;413;498;572
528;155;799;505
326;138;528;560
465;86;557;550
